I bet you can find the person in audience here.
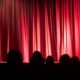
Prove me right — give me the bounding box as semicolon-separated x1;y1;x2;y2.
46;56;54;64
30;51;45;64
71;56;80;64
59;54;71;65
7;50;23;65
6;50;23;78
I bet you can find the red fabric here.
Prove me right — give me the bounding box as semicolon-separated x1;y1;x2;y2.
0;0;80;62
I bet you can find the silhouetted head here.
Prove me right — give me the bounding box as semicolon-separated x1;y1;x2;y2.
30;51;45;64
71;56;80;64
46;56;54;64
7;50;23;65
59;54;71;65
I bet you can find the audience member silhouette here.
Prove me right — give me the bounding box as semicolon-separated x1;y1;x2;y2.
71;56;80;64
7;50;23;65
59;54;71;65
0;50;80;78
46;56;54;64
30;51;45;65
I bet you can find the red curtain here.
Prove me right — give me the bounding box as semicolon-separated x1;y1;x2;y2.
0;0;80;62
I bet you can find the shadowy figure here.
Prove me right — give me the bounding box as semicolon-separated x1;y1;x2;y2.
59;54;71;76
46;56;54;64
71;56;80;74
7;50;23;65
59;54;71;65
71;56;80;64
7;50;23;78
46;56;54;75
30;51;45;65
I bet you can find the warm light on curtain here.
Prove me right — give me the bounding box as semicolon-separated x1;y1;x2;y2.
0;0;80;62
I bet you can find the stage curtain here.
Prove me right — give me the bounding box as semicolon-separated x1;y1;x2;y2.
0;0;80;62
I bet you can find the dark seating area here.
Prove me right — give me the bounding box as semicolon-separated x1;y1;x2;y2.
0;50;80;79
